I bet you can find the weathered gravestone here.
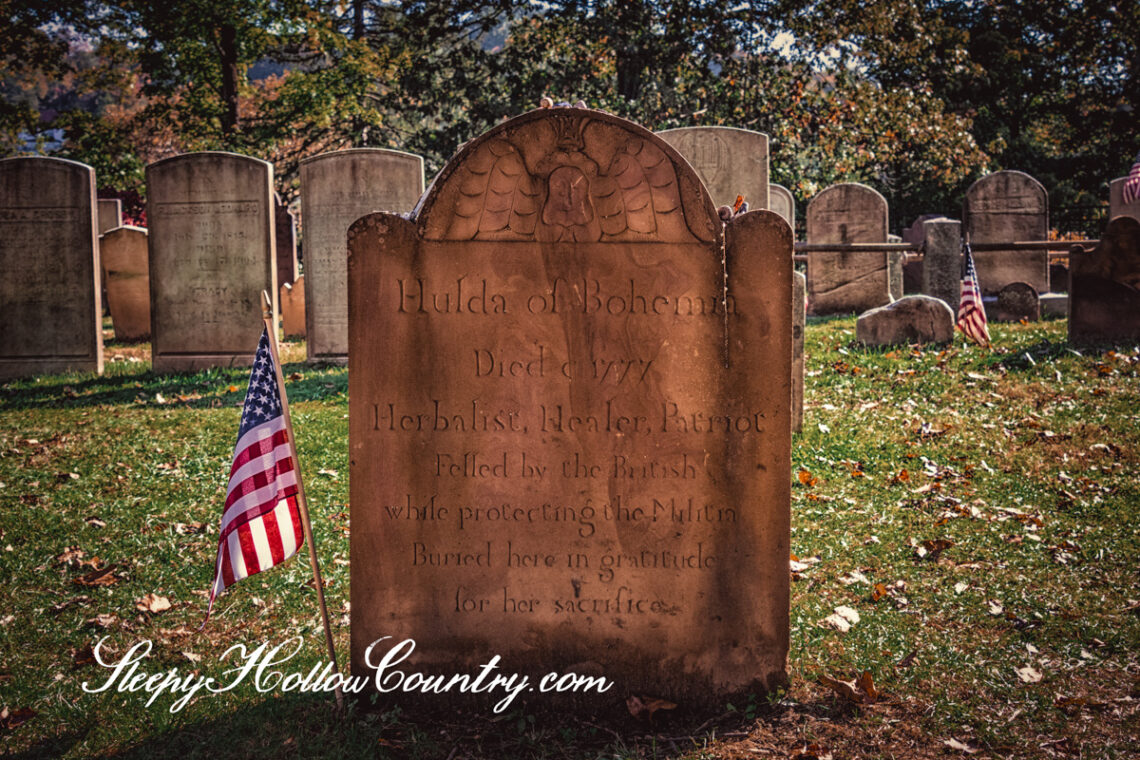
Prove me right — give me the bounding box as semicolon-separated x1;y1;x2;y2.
769;184;795;233
0;157;102;378
856;295;954;346
991;281;1040;322
281;274;305;338
963;171;1049;294
1109;177;1140;224
1069;216;1140;343
101;226;150;341
146;152;277;372
301;149;424;363
805;183;893;314
97;199;122;234
275;194;299;289
922;218;962;311
349;109;792;705
657;127;769;211
792;271;805;434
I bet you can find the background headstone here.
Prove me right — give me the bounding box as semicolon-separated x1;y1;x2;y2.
658;127;769;210
1069;216;1140;343
1109;177;1140;223
0;157;102;378
792;271;805;434
856;295;954;346
300;149;424;363
281;274;305;338
805;182;892;314
275;193;298;289
101;226;150;341
349;110;791;705
990;281;1040;322
97;199;122;234
769;183;795;234
922;218;962;311
963;170;1049;294
146;152;277;373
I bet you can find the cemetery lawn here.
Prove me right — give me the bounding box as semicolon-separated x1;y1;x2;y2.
1;319;1138;759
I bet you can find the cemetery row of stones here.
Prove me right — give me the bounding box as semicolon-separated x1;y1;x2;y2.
2;120;1139;385
2;108;1138;707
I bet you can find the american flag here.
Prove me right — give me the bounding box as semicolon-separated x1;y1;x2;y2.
205;327;303;620
1124;150;1140;204
956;241;990;346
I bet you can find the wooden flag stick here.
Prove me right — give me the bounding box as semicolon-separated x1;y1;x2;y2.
261;291;345;712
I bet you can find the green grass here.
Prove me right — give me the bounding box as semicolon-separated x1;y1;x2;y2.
1;319;1138;759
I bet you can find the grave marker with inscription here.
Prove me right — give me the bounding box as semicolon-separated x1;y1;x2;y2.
101;226;150;341
349;109;791;706
1069;216;1140;343
301;149;424;363
0;156;102;378
281;274;305;338
963;171;1049;294
658;127;769;210
97;199;122;234
146;152;276;372
805;182;892;314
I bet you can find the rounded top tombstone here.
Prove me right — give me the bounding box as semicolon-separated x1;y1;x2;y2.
655;126;770;211
414;108;720;246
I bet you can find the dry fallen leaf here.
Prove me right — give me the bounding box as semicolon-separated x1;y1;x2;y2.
1016;665;1043;683
54;546;86;566
822;606;860;633
871;583;888;602
789;742;833;760
944;738;980;754
87;613;119;629
626;694;677;720
0;705;36;731
73;566;119;587
136;594;172;614
72;644;96;667
797;469;818;487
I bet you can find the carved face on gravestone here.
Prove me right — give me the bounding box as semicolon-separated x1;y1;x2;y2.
542;166;595;230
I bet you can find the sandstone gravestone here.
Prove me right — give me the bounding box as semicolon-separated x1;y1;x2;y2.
349;109;792;706
658;127;769;210
1109;178;1140;223
0;157;102;378
275;194;299;288
1069;216;1140;343
101;226;150;341
806;183;892;314
146;152;277;372
97;199;122;234
963;171;1048;294
792;271;805;434
769;183;795;233
922;218;962;311
301;149;424;363
281;274;305;338
991;281;1040;322
856;295;954;346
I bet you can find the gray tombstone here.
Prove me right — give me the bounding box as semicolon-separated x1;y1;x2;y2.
1069;216;1140;343
146;152;277;373
275;194;299;288
792;271;805;434
300;149;424;363
97;199;122;234
963;171;1049;294
657;127;769;210
805;182;892;314
990;281;1040;322
769;183;795;234
101;226;150;341
922;219;962;311
0;157;102;378
1109;177;1140;224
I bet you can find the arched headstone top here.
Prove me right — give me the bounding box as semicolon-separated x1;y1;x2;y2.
808;182;887;212
415;108;720;245
964;169;1047;206
302;147;424;167
147;150;272;172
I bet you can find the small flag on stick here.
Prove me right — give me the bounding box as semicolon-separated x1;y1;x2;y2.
1123;150;1140;204
206;327;303;618
956;239;990;346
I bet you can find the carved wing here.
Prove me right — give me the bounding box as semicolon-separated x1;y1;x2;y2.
446;138;540;240
592;136;693;243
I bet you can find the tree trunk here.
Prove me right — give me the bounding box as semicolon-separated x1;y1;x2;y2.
354;0;365;39
219;23;240;136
